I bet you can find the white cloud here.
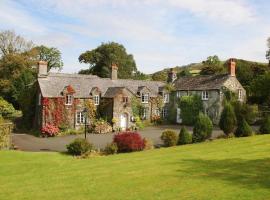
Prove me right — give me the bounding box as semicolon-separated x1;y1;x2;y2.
0;0;47;34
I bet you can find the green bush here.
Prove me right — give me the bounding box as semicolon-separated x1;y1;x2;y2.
161;129;178;147
178;95;203;125
219;103;237;135
193;113;213;142
103;143;118;155
66;138;93;156
259;116;270;134
233;101;258;125
178;127;192;145
0;97;16;118
135;116;144;129
235;118;253;137
0;123;12;149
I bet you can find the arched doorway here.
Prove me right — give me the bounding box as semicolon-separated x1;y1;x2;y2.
120;113;128;130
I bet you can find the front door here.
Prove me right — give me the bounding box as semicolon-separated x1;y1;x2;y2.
120;113;128;130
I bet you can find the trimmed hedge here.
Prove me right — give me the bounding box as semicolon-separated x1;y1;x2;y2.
161;129;178;147
178;127;192;145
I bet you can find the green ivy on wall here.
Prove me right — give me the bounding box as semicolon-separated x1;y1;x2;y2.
178;95;203;125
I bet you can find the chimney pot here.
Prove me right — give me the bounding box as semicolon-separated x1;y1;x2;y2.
228;58;236;76
167;68;177;83
111;63;118;80
38;61;48;76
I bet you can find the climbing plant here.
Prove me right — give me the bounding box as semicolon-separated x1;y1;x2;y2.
178;95;203;125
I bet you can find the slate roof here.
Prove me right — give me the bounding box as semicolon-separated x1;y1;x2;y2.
38;73;165;98
173;74;230;91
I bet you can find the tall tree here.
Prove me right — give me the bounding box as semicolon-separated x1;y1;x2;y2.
200;55;223;75
0;30;33;57
30;45;63;71
78;42;137;79
267;37;270;66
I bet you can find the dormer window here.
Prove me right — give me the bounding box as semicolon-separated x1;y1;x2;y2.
163;93;169;103
94;95;100;105
238;89;242;100
202;91;209;100
141;93;149;103
65;95;73;105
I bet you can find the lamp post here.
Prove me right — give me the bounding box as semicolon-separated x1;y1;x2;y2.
82;108;88;139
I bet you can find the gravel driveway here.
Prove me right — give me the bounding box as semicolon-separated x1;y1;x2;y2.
12;125;224;152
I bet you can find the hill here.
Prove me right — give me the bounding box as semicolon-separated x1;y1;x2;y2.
150;58;268;82
1;134;270;200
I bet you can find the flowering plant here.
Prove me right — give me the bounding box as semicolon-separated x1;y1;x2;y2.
41;124;59;137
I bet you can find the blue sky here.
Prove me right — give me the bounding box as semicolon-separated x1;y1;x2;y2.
0;0;269;73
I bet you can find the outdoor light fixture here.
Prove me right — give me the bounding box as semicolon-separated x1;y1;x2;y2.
82;108;88;139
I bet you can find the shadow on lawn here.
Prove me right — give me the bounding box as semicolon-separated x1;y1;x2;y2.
177;158;270;189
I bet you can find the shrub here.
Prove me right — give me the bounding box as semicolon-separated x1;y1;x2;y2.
41;124;59;137
93;119;112;134
232;101;258;125
219;103;237;135
193;113;213;142
161;129;178;147
143;138;154;150
66;138;93;156
0;97;16;118
235;118;253;137
103;142;118;155
113;132;145;152
135;116;144;129
260;116;270;134
178;127;192;145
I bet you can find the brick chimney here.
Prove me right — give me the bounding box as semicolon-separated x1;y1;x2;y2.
38;61;48;76
167;68;177;83
111;63;118;80
228;58;236;76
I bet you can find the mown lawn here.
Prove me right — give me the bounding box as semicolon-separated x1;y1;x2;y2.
1;135;270;200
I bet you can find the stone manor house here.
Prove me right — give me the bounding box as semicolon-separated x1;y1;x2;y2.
35;59;245;130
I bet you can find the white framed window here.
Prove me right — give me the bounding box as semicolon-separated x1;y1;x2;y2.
238;89;242;100
76;111;85;124
202;91;209;100
176;91;181;98
94;95;100;105
162;108;168;118
163;93;169;103
123;97;128;103
141;93;149;103
65;95;73;105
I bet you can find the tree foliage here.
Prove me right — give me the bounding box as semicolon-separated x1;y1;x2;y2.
250;73;270;106
0;97;16;118
0;30;33;56
260;115;270;134
200;55;223;75
219;103;237;135
78;42;137;79
266;37;270;66
30;45;63;71
151;71;167;81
